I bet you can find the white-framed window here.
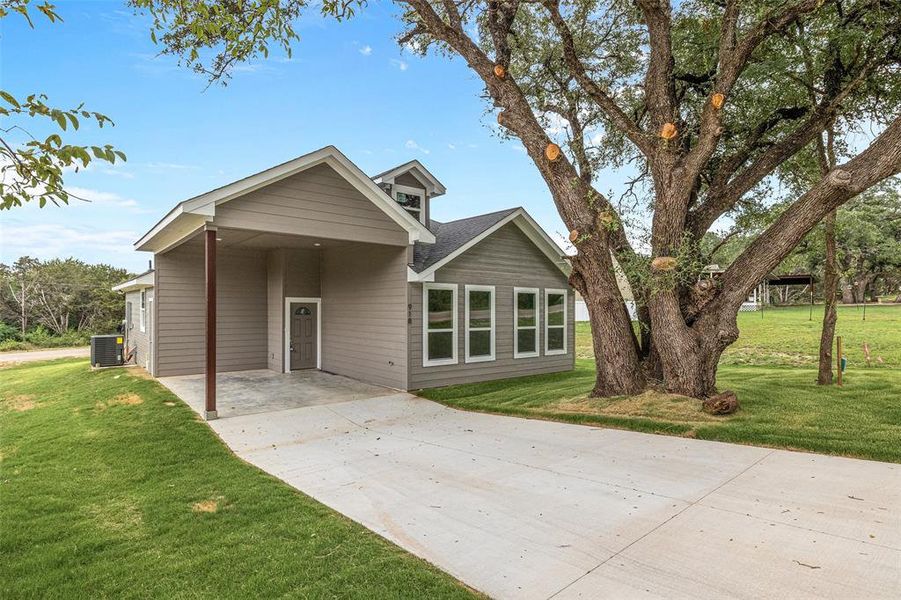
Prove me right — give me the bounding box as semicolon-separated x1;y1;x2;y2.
394;184;425;224
465;285;495;363
422;283;457;367
545;289;568;355
513;287;539;358
139;289;147;333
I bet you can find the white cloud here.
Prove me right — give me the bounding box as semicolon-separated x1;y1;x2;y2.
447;143;457;150
391;59;409;71
405;139;430;154
359;45;373;56
100;168;135;179
1;223;139;261
66;186;151;213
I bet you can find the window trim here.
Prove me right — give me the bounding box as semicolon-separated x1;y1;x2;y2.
513;287;540;359
394;183;426;225
544;288;568;356
464;285;495;363
422;283;458;367
139;289;147;333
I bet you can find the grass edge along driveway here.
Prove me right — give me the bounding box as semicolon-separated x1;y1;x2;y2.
420;305;901;464
419;360;901;464
0;358;478;599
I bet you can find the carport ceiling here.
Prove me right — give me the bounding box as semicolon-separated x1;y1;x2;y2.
182;228;352;250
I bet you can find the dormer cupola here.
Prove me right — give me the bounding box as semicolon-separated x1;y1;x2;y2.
372;160;446;226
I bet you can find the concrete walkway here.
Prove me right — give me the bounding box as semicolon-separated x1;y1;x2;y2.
202;394;899;599
0;346;89;365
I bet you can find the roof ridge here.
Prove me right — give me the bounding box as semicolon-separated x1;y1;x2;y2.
433;206;521;227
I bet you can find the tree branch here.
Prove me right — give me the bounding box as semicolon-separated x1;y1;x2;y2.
688;58;878;236
717;116;901;310
541;1;652;156
682;0;823;197
634;0;676;129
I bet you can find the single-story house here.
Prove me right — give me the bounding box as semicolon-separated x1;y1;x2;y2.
114;146;574;419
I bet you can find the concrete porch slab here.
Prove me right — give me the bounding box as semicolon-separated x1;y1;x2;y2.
158;368;398;418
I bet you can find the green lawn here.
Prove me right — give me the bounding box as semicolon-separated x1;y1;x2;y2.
422;305;901;463
0;359;476;598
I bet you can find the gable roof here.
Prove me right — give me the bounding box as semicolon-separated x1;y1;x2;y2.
112;269;155;292
372;159;446;197
412;208;519;272
408;207;570;281
135;146;436;252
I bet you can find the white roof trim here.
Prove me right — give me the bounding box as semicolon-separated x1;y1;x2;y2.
373;159;447;197
409;208;571;282
112;271;154;292
135;146;435;251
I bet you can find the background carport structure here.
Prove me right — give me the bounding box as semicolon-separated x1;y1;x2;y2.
134;146;437;419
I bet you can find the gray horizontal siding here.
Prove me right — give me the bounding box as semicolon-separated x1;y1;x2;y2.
213;163;408;246
124;288;153;370
267;248;322;372
155;242;268;377
320;243;408;389
409;222;574;389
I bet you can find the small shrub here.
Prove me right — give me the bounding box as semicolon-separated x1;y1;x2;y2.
0;339;27;352
0;322;20;343
16;327;91;349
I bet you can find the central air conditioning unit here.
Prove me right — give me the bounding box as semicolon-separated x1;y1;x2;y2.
91;335;124;368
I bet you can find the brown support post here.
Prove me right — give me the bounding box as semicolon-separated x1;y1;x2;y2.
204;228;218;420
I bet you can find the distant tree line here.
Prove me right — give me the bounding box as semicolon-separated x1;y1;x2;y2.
0;257;130;347
703;184;901;305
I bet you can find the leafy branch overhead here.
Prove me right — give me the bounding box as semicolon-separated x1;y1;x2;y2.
126;0;364;85
0;0;126;210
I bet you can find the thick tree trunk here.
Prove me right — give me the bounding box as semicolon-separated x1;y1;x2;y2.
649;298;738;398
817;211;838;384
571;250;646;397
841;280;855;304
854;276;872;304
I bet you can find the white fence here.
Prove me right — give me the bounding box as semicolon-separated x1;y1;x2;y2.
575;300;638;321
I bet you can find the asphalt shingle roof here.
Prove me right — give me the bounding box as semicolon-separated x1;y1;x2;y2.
411;207;521;273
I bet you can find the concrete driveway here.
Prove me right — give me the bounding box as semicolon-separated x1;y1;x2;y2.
203;393;899;599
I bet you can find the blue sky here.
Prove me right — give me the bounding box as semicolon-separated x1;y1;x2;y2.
1;1;630;272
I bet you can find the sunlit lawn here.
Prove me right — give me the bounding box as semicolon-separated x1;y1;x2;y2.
0;360;476;598
422;305;901;463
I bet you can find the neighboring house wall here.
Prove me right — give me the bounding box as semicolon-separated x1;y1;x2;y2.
213;163;409;246
266;248;322;372
408;223;575;389
155;241;268;377
320;242;408;389
575;297;637;321
124;288;153;370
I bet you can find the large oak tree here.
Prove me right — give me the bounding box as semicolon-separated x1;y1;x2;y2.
133;0;901;399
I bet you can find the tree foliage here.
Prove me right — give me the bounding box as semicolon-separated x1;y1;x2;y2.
706;183;901;301
0;256;130;338
0;0;126;209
